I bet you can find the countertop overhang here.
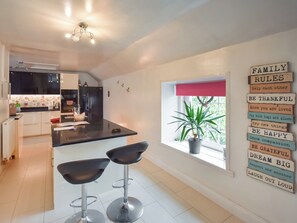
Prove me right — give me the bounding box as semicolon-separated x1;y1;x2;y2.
51;119;137;147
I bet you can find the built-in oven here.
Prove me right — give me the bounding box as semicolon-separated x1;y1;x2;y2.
60;89;78;113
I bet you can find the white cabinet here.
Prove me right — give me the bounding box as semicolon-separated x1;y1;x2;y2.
14;115;23;158
60;73;78;89
0;43;7;81
23;111;60;137
41;112;51;135
41;111;60;135
23;112;41;137
0;43;9;100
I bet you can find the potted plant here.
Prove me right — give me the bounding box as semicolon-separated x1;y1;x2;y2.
169;101;225;154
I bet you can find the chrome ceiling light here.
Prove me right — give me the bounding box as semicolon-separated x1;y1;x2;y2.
65;22;95;44
13;61;59;70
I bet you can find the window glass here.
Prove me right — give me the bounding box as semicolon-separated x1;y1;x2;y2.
186;96;226;151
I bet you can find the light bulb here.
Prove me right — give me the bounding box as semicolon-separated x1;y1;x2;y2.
90;38;95;44
72;35;80;42
64;33;72;38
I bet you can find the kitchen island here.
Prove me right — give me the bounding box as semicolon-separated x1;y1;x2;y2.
51;119;137;208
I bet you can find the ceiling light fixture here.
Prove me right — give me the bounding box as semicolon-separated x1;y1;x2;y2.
65;22;95;44
14;61;59;70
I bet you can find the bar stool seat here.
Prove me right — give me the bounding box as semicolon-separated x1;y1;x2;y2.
106;141;148;223
58;158;110;223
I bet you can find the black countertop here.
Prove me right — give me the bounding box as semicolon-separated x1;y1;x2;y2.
21;107;60;112
51;119;137;147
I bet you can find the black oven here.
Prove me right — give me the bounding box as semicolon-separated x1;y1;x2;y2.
61;90;78;113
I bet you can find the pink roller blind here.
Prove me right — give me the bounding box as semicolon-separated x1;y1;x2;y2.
176;80;226;96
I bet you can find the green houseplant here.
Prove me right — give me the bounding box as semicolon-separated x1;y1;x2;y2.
170;101;225;154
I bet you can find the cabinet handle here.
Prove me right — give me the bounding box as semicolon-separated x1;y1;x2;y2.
8;83;11;99
1;82;3;99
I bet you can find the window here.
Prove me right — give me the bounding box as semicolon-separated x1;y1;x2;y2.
184;96;226;151
161;76;229;170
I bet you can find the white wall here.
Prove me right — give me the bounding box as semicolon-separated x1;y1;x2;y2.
77;72;100;87
102;28;297;223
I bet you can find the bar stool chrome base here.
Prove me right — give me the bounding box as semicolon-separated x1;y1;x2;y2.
65;209;106;223
107;197;143;223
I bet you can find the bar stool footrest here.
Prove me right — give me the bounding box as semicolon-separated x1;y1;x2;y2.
112;178;133;188
70;195;97;208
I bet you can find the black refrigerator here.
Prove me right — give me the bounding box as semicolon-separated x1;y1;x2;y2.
79;86;103;121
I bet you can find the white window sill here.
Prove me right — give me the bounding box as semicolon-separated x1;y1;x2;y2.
162;141;234;177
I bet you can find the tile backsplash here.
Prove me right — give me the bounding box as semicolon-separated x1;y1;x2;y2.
10;95;60;108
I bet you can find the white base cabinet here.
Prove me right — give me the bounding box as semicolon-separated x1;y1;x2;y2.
14;115;23;158
23;112;41;136
23;111;60;137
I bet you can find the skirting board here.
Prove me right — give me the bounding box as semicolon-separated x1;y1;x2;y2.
145;153;268;223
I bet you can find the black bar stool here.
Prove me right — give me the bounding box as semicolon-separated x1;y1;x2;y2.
57;158;110;223
106;141;149;223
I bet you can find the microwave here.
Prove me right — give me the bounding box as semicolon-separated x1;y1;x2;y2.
60;89;78;113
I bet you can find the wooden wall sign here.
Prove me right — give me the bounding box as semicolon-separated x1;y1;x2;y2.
248;159;294;183
248;150;294;172
247;93;295;104
250;62;288;75
250;83;291;93
248;112;294;124
247;127;294;141
247;61;295;193
248;72;293;85
248;104;294;115
247;168;294;193
250;142;292;159
247;133;296;151
251;120;288;132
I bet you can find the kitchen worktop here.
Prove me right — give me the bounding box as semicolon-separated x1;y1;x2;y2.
20;107;60;112
10;114;23;120
51;119;137;147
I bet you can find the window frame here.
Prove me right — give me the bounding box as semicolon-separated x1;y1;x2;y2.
161;74;231;172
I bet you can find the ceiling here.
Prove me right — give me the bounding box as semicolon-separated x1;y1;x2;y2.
1;0;297;80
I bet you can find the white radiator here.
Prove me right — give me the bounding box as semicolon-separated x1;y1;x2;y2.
2;118;16;160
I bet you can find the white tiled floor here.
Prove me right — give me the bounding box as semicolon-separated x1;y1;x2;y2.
0;135;245;223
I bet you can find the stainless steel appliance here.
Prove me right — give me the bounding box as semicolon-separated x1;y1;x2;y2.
61;90;78;113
